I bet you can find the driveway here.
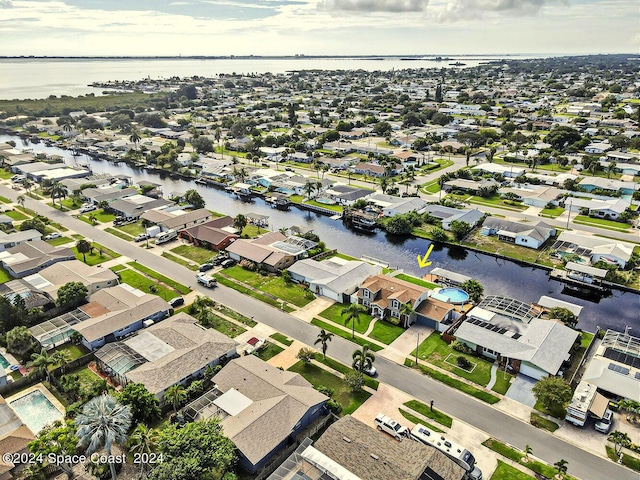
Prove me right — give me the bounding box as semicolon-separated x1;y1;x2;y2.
505;375;537;407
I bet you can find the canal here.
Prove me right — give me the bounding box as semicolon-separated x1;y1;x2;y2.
4;134;639;333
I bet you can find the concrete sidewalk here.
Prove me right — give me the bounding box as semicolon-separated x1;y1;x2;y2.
379;324;433;364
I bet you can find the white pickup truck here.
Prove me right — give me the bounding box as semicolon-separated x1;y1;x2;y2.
196;273;217;288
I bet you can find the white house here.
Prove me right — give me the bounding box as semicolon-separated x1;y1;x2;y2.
481;218;555;249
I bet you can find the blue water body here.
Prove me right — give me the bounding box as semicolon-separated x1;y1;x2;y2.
0;352;9;368
437;288;470;304
10;390;63;434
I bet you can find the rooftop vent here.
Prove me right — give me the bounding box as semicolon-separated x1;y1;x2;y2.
370;454;379;460
342;436;352;443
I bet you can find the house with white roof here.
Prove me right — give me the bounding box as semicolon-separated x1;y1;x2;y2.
288;258;381;302
481;218;556;249
455;295;579;380
0;229;41;252
552;231;635;268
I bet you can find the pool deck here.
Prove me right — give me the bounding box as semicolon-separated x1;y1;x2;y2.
5;383;65;433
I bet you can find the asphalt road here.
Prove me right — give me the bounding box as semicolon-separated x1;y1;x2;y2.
4;185;634;480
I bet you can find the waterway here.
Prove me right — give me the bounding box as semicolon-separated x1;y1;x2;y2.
3;134;639;333
0;55;535;100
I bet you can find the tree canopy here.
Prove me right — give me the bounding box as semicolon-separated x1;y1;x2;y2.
118;383;161;426
56;281;88;310
460;279;484;303
532;376;572;416
183;189;206;209
148;419;236;480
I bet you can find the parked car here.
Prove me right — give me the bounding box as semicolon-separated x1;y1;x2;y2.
353;360;377;377
168;296;185;308
114;216;136;226
374;413;408;440
212;255;228;266
198;262;214;272
79;204;97;213
595;409;613;434
134;233;148;242
285;167;294;172
220;259;236;268
196;273;217;288
44;232;62;240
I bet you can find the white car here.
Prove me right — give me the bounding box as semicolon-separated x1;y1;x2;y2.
353;360;377;376
44;232;62;240
79;204;97;213
595;409;613;434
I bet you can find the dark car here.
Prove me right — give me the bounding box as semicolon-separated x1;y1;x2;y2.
168;297;185;308
198;263;214;272
220;259;236;268
212;255;228;266
285;167;294;172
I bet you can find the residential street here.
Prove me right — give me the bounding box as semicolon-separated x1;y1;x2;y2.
2;184;636;480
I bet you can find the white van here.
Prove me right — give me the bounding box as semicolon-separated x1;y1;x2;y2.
155;229;177;245
374;413;408;440
11;174;26;183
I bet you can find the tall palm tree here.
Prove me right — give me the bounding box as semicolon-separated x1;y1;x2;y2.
303;180;318;199
379;176;389;194
50;182;66;207
52;350;71;370
27;348;56;382
314;329;334;360
76;395;132;480
352;345;375;373
233;213;248;232
16;195;25;208
128;424;157;476
163;384;187;413
341;303;367;339
609;431;631;458
607;161;617;179
400;302;415;328
76;239;92;263
129;129;141;154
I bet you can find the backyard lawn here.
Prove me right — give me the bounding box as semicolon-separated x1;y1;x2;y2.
463;229;555;266
0;266;12;283
367;320;405;345
171;244;217;264
288;361;371;416
319;303;373;334
395;273;438;289
48;343;89;362
224;266;314;307
412;332;513;394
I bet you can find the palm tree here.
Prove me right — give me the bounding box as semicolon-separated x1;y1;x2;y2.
314;329;334;360
164;384;187;413
27;348;56;382
554;458;568;478
76;239;92;263
76;395;132;480
188;295;216;316
341;303;367;339
607;161;617;179
16;195;25;208
88;213;98;225
128;424;157;475
233;213;248;233
400;302;415;328
129;129;141;154
524;444;533;462
379;176;389;194
352;345;375;373
52;350;71;371
303;180;318;199
50;182;66;207
609;431;631;458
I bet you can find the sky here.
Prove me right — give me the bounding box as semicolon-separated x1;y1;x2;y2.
0;0;637;56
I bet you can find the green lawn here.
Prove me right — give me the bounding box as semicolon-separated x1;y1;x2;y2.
214;275;296;312
199;311;246;338
59;197;82;210
463;229;555;266
4;209;28;220
216;305;256;327
412;332;513;393
255;342;284;361
319;303;373;334
368;320;405;345
465;194;527;211
46;236;72;246
117;222;145;236
0;266;11;284
48;343;89;361
304;199;344;213
288;361;371;416
539;206;564;218
395;273;438;289
224;266;314;307
606;446;640;471
403;400;453;428
162;251;198;270
241;225;269;238
530;412;559;432
127;262;191;294
116;269;180;300
311;318;383;351
420;180;441;194
93;210;116;223
72;247;115;266
270;333;293;346
490;461;535;480
398;409;444;433
171;244;217;264
105;227;134;241
314;355;379;390
574;215;631;232
0;170;13;180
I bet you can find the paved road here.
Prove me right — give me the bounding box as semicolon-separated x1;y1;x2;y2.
4;185;634;480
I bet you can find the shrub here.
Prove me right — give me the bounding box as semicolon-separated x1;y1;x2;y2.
315;385;335;397
451;340;473;354
326;399;343;415
296;347;316;364
456;356;471;369
344;371;364;392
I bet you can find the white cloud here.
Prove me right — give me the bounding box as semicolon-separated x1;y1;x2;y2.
319;0;429;12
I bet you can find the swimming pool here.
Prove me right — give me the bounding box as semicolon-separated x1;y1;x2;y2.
0;352;9;369
9;389;64;434
315;197;337;205
434;287;470;304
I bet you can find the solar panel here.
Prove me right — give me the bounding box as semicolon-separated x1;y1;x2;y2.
608;363;630;375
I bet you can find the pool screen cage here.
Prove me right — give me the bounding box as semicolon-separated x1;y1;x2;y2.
478;295;540;323
94;342;147;386
183;388;229;422
29;309;90;349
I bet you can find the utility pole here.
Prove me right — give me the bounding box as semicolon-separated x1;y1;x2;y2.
566;198;573;230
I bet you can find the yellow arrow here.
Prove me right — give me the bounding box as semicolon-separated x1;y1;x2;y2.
417;244;434;268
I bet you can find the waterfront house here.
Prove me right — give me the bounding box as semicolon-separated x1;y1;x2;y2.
324;184;371;206
140;207;212;232
0;240;75;279
73;284;172;351
288;258;381;302
82;186;139;205
108;195;174;220
419;205;484;231
367;194;427;217
454;295;579;380
225;232;316;272
481;218;556;250
183;355;329;473
357;274;430;328
95;312;239;402
552;231;634;268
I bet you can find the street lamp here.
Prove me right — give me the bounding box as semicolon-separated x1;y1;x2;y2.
415;331;420;365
